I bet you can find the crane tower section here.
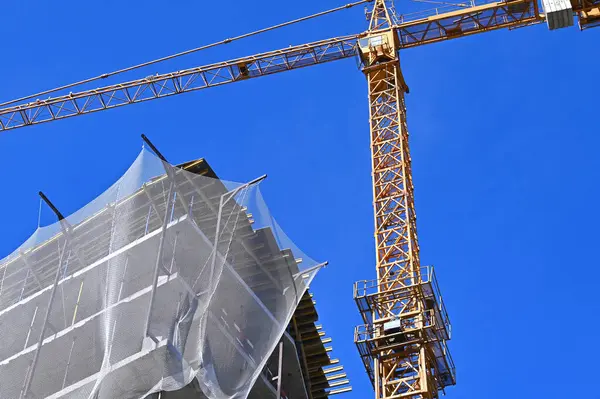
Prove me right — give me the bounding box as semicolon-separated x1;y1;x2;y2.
354;1;455;398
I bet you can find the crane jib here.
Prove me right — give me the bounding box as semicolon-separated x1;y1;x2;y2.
2;0;599;131
0;36;360;131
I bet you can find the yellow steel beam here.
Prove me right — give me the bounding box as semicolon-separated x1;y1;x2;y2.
392;0;542;48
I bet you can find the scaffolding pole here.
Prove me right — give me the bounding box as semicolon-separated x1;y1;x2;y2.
22;192;70;398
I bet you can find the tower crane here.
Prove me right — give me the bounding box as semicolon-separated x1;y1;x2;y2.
0;0;597;398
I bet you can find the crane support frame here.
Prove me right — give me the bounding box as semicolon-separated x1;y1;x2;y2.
355;1;456;398
357;54;456;399
361;54;443;399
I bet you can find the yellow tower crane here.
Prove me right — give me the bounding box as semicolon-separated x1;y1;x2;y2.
0;0;597;398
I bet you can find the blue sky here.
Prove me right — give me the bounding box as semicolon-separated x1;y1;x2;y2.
1;1;599;398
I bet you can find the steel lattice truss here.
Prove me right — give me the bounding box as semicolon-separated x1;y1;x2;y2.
396;0;540;47
0;36;359;131
3;0;598;133
349;3;457;399
367;60;432;399
0;0;579;133
369;64;419;293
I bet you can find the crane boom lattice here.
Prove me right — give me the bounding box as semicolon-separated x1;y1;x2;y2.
0;36;359;131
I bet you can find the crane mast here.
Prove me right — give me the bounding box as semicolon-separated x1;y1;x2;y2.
353;1;454;398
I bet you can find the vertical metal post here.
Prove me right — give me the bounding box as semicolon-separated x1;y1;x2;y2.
61;337;76;389
141;134;190;215
22;192;70;397
23;306;38;350
71;281;85;326
206;174;266;294
18;269;30;301
169;232;179;274
292;316;314;399
141;134;195;341
117;256;129;302
22;238;68;397
144;202;152;235
277;340;284;399
208;194;225;287
144;180;175;342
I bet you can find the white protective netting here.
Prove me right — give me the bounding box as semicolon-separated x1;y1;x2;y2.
0;149;322;399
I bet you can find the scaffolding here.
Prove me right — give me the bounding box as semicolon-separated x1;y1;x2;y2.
0;146;350;399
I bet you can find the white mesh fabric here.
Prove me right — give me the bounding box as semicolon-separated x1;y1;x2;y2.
0;149;321;399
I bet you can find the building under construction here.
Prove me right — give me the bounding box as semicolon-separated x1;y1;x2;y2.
0;147;351;399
